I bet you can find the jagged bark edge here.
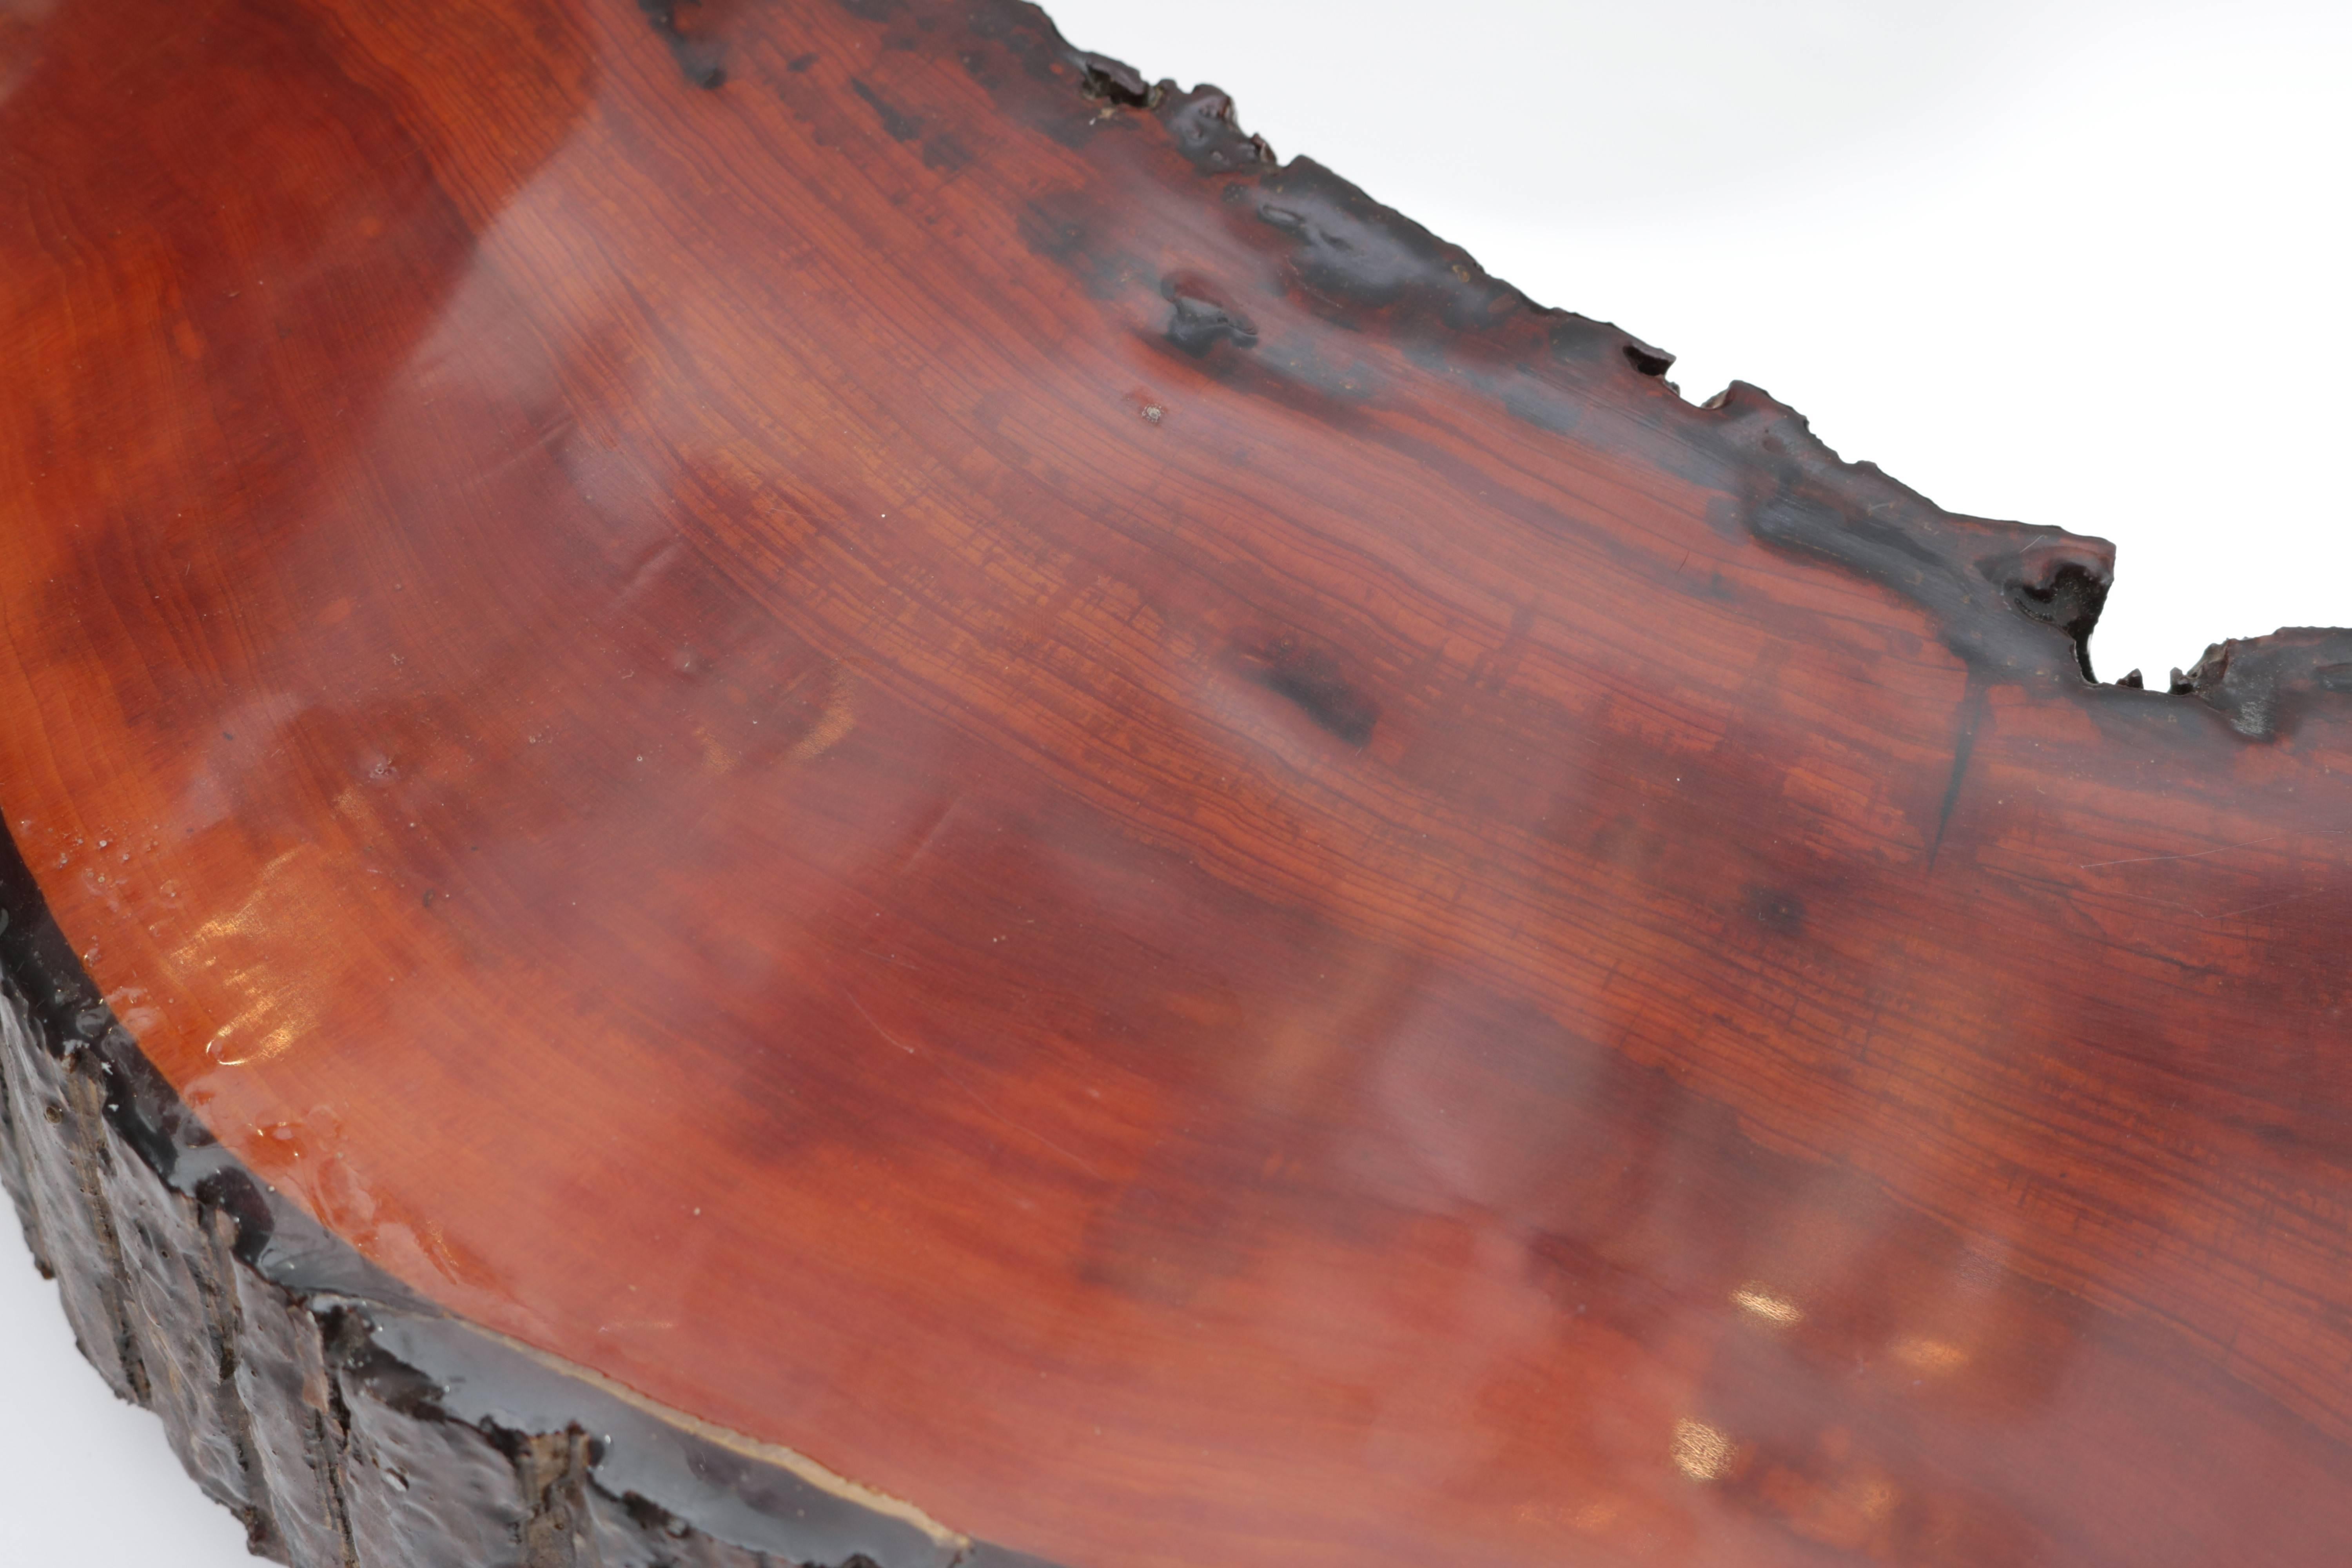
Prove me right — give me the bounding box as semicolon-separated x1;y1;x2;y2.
0;895;1049;1568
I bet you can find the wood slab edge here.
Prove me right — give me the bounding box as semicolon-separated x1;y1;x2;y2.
0;823;1051;1568
5;2;2351;1562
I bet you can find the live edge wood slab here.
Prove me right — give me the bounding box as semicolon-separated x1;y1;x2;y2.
2;2;2349;1564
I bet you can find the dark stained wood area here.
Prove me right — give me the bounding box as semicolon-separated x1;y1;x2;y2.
4;0;2351;1564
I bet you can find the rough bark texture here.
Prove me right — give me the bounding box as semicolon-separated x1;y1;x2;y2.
0;872;1027;1568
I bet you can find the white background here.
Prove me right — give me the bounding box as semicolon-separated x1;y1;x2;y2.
1042;0;2351;686
4;1;2347;1560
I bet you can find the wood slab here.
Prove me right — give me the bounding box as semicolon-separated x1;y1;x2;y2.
3;0;2350;1564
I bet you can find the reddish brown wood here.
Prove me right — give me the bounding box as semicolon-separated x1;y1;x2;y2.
3;0;2350;1564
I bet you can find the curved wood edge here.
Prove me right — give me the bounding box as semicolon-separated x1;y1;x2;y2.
0;829;1049;1568
5;2;2351;1564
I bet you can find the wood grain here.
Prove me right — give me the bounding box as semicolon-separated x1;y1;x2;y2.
3;0;2350;1563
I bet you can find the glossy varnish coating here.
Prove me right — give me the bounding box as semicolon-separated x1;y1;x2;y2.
4;1;2351;1563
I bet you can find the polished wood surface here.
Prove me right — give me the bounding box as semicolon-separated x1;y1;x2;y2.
5;1;2351;1563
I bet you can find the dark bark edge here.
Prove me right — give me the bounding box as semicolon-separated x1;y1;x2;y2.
0;824;1053;1568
